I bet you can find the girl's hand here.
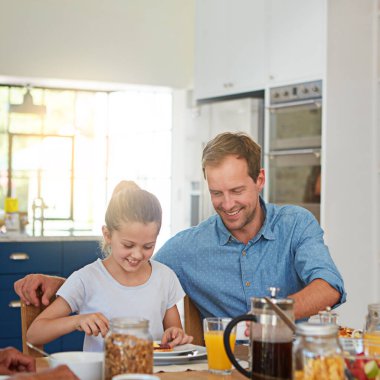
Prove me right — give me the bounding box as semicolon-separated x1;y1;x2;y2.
76;313;109;337
161;327;193;347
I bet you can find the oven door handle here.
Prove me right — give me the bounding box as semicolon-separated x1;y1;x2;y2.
267;149;321;157
267;99;321;110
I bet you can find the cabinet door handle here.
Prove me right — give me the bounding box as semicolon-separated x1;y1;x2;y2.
8;300;21;308
9;253;30;261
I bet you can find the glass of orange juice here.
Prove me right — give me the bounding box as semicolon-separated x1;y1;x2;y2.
203;317;237;375
364;303;380;356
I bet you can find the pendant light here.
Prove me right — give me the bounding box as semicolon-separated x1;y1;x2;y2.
9;86;46;116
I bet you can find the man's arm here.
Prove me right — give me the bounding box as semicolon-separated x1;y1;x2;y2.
289;278;341;320
0;347;35;374
14;274;66;307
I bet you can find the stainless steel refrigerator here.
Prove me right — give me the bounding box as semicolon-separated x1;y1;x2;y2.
189;96;265;225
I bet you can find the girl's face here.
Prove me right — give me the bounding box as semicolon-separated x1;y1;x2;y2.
102;221;158;273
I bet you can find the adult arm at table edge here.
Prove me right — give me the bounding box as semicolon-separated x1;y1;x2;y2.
9;364;79;379
14;274;66;307
289;278;341;320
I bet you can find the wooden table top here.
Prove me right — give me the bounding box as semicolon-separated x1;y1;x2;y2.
36;346;249;380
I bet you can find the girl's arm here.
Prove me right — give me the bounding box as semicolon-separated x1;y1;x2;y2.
161;304;193;347
26;296;109;345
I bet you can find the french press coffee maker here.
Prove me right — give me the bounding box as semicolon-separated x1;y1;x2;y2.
224;288;294;380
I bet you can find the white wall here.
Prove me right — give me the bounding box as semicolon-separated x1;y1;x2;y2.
0;0;194;88
323;0;378;328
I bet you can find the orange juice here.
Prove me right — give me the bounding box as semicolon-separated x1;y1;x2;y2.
204;330;236;371
363;331;380;355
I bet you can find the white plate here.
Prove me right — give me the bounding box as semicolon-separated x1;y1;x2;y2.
154;345;207;366
153;343;199;357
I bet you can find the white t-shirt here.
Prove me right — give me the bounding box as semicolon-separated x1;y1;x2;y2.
57;259;185;352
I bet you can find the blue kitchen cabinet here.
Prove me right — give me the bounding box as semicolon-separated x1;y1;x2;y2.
0;239;100;352
0;242;61;274
62;240;102;278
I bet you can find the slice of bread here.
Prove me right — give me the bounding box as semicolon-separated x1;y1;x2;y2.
153;342;173;352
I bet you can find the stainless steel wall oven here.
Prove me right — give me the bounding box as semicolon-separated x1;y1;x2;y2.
266;80;322;221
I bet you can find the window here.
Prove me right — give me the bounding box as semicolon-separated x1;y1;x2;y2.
0;85;172;246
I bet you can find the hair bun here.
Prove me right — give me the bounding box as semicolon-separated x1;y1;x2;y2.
112;180;140;196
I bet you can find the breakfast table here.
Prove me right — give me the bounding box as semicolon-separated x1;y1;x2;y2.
35;346;249;380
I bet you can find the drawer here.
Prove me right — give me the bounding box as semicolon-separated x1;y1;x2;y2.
0;242;62;274
0;273;62;353
0;274;29;338
0;274;60;338
0;288;24;338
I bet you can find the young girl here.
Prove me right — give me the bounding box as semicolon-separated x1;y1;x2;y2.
27;181;192;351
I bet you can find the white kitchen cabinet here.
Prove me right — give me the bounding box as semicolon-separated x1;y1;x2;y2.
195;0;325;100
194;0;268;100
267;0;325;85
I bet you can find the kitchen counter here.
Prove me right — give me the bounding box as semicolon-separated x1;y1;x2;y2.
0;233;102;242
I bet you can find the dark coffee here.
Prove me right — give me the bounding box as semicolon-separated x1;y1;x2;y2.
251;340;292;380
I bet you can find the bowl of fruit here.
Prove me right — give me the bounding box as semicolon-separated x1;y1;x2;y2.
341;338;380;380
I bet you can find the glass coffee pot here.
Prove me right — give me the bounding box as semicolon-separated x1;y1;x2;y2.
224;288;294;380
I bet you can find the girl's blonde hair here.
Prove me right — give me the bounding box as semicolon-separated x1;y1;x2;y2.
101;180;162;255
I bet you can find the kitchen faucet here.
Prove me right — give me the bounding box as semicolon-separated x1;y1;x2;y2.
32;197;48;236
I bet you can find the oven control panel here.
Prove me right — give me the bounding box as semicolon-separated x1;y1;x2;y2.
270;80;322;105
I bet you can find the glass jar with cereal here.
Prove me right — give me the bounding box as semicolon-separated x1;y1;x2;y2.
104;317;153;380
293;322;345;380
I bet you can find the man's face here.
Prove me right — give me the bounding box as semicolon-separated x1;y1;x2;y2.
205;155;265;234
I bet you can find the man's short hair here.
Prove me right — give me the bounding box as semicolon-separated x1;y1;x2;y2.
202;132;262;182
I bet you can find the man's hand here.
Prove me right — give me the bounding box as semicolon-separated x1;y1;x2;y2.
161;327;193;347
0;347;35;375
14;274;65;307
9;365;79;379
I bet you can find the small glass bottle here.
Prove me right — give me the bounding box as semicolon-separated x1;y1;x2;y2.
363;303;380;355
104;317;153;380
318;306;338;325
293;323;345;380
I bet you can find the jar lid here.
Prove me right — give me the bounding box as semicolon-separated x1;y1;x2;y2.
110;317;149;329
296;322;339;336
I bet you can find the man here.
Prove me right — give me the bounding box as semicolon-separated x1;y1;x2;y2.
0;347;78;379
15;132;345;321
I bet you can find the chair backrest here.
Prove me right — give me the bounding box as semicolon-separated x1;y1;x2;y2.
20;299;51;357
184;295;204;346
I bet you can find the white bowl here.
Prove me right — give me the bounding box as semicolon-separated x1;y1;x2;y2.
49;351;103;380
112;375;159;380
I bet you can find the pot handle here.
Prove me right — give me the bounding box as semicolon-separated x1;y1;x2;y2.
223;314;257;379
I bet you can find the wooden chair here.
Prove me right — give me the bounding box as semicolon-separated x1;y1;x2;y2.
20;297;53;357
184;295;204;346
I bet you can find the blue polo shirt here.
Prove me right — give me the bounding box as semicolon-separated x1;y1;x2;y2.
154;198;346;319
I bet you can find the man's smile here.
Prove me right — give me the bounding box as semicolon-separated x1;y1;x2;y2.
224;208;242;216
